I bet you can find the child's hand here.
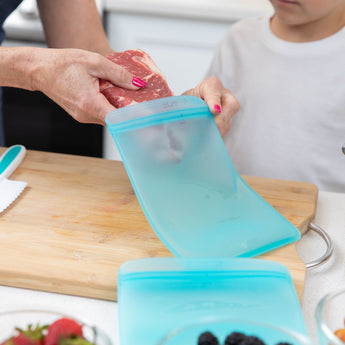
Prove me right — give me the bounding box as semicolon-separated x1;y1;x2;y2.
183;77;239;138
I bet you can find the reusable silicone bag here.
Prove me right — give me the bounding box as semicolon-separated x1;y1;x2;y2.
118;257;308;345
106;96;300;257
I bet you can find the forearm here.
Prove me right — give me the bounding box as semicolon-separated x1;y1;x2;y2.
0;46;40;90
37;0;112;55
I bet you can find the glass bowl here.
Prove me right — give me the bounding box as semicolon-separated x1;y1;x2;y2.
315;287;345;345
156;319;314;345
0;309;112;345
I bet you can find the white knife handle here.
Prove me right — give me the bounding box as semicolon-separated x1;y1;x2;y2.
0;145;26;180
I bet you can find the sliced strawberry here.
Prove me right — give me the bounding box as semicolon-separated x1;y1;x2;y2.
44;318;83;345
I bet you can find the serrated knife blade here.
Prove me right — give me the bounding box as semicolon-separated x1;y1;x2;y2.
0;145;27;213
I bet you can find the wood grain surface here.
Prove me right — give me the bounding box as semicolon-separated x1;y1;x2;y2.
0;148;318;302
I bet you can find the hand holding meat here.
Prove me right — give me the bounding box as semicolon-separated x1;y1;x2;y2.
29;48;144;125
183;77;240;138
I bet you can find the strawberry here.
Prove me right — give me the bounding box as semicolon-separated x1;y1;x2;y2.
44;318;83;345
58;338;94;345
12;333;42;345
0;339;12;345
1;324;46;345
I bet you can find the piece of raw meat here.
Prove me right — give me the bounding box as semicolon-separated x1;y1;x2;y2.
100;49;174;108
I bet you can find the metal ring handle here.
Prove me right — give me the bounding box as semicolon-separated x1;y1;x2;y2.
303;222;334;269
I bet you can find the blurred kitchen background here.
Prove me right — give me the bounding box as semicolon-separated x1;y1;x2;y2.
2;0;273;160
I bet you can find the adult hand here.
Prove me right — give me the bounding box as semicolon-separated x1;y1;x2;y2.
30;48;144;125
183;77;239;138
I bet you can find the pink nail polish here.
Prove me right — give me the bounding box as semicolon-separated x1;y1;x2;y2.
214;104;222;113
132;76;146;88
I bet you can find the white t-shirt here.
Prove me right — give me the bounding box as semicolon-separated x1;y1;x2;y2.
207;15;345;193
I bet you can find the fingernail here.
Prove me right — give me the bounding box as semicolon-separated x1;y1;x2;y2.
132;76;146;88
214;104;222;113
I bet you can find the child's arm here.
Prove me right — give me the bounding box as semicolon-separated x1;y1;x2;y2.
183;77;239;138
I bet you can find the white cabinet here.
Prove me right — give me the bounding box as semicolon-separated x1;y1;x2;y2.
103;4;272;160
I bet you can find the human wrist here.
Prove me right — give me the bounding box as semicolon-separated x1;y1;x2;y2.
25;47;46;92
0;46;42;91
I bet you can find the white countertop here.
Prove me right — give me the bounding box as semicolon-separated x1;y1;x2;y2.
0;190;344;344
296;191;345;341
103;0;273;21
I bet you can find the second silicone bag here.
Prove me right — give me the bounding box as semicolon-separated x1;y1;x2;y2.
105;96;300;257
117;257;308;345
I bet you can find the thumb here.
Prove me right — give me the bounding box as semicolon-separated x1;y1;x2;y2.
97;56;146;90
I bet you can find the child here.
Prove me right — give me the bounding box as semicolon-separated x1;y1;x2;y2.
190;0;345;193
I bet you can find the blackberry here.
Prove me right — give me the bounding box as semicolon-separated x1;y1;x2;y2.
224;332;247;345
240;335;266;345
198;331;220;345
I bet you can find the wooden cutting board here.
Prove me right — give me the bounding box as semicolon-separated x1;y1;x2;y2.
0;148;318;302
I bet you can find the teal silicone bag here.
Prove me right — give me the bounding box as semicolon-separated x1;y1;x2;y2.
106;96;300;257
118;257;308;345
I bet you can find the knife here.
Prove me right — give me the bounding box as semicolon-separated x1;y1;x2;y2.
0;145;27;213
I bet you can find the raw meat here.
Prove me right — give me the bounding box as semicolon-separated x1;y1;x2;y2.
99;49;174;108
